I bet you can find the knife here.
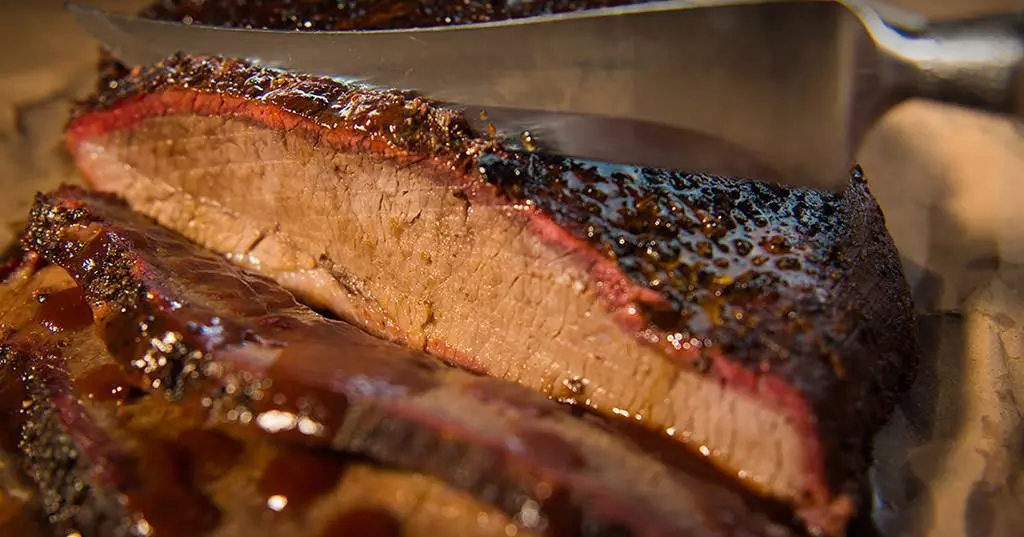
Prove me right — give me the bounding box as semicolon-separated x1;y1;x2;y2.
69;0;1023;191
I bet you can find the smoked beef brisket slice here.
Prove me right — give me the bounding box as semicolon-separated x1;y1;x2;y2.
0;261;541;537
22;185;797;537
67;52;918;526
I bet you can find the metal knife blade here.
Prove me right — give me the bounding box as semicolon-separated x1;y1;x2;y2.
69;0;887;191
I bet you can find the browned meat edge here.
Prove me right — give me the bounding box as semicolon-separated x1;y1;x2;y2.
1;262;543;537
22;185;798;537
67;50;918;530
1;259;136;537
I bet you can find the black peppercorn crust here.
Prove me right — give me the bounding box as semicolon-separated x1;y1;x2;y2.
64;1;921;533
18;185;801;537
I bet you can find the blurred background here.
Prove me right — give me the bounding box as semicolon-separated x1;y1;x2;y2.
0;1;1022;536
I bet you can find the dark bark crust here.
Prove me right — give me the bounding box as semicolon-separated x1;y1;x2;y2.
21;186;797;537
77;51;914;394
74;51;919;502
0;265;523;537
15;351;140;537
62;2;921;532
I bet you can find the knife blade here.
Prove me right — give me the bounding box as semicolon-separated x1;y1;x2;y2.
68;1;1024;191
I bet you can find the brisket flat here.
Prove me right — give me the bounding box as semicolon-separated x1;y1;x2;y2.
0;259;547;537
21;185;797;537
67;49;918;531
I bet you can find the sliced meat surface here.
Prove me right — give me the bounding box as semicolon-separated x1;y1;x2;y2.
23;186;797;537
0;261;540;537
67;50;919;531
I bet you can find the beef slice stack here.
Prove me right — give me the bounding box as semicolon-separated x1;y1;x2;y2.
1;1;920;536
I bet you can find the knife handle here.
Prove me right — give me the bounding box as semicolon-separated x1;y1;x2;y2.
877;12;1024;119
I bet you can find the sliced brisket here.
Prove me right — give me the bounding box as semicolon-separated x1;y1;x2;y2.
67;50;918;531
1;261;543;537
22;185;797;537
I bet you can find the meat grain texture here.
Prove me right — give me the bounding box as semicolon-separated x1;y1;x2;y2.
64;1;920;531
19;185;798;537
60;1;925;533
18;1;1024;537
0;260;543;537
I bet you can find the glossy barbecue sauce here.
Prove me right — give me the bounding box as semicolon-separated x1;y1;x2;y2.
0;357;25;454
64;0;876;530
23;187;806;537
322;507;402;537
1;262;95;450
176;428;245;485
10;2;819;532
127;438;222;537
258;448;349;515
34;286;92;334
76;363;134;403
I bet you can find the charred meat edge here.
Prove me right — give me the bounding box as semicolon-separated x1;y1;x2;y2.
68;52;918;528
23;186;798;537
0;262;540;537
